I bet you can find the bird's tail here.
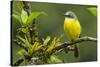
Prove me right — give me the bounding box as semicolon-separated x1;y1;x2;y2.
73;44;79;57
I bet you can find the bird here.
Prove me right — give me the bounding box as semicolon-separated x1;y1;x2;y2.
64;11;81;57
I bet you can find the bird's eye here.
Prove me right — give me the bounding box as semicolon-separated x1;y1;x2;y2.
65;14;73;18
67;15;72;17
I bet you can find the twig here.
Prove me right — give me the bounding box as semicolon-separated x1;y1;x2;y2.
54;36;97;51
13;39;28;51
23;1;31;16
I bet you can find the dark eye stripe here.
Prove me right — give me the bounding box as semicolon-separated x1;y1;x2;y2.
64;15;74;18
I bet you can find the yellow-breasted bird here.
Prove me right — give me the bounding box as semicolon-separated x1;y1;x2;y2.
64;11;81;57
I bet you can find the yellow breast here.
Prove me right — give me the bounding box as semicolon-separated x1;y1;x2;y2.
64;18;81;40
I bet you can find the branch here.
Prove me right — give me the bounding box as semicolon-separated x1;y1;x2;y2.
23;1;31;16
13;36;97;66
13;39;28;51
53;36;97;51
23;1;39;44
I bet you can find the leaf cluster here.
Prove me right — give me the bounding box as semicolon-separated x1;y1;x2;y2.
13;9;62;65
13;9;47;24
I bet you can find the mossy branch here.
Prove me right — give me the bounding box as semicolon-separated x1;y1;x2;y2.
13;39;28;51
13;36;97;66
23;1;31;16
23;1;39;44
53;36;97;51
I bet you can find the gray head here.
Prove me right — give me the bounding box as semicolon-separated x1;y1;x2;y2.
64;11;77;19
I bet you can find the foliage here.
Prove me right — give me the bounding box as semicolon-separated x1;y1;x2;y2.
47;55;62;64
87;7;97;16
12;3;96;64
13;9;47;24
13;8;63;65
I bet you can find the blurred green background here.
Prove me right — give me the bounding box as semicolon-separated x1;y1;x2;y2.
12;1;97;65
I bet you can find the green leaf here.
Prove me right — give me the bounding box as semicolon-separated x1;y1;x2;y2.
43;36;51;45
28;42;42;55
27;12;47;23
18;27;28;34
16;35;26;43
21;10;28;24
16;35;31;47
46;37;61;52
17;49;28;56
46;38;56;52
24;35;31;47
12;14;21;23
48;55;62;63
87;7;97;16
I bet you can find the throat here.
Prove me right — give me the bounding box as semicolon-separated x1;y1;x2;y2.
65;17;75;22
